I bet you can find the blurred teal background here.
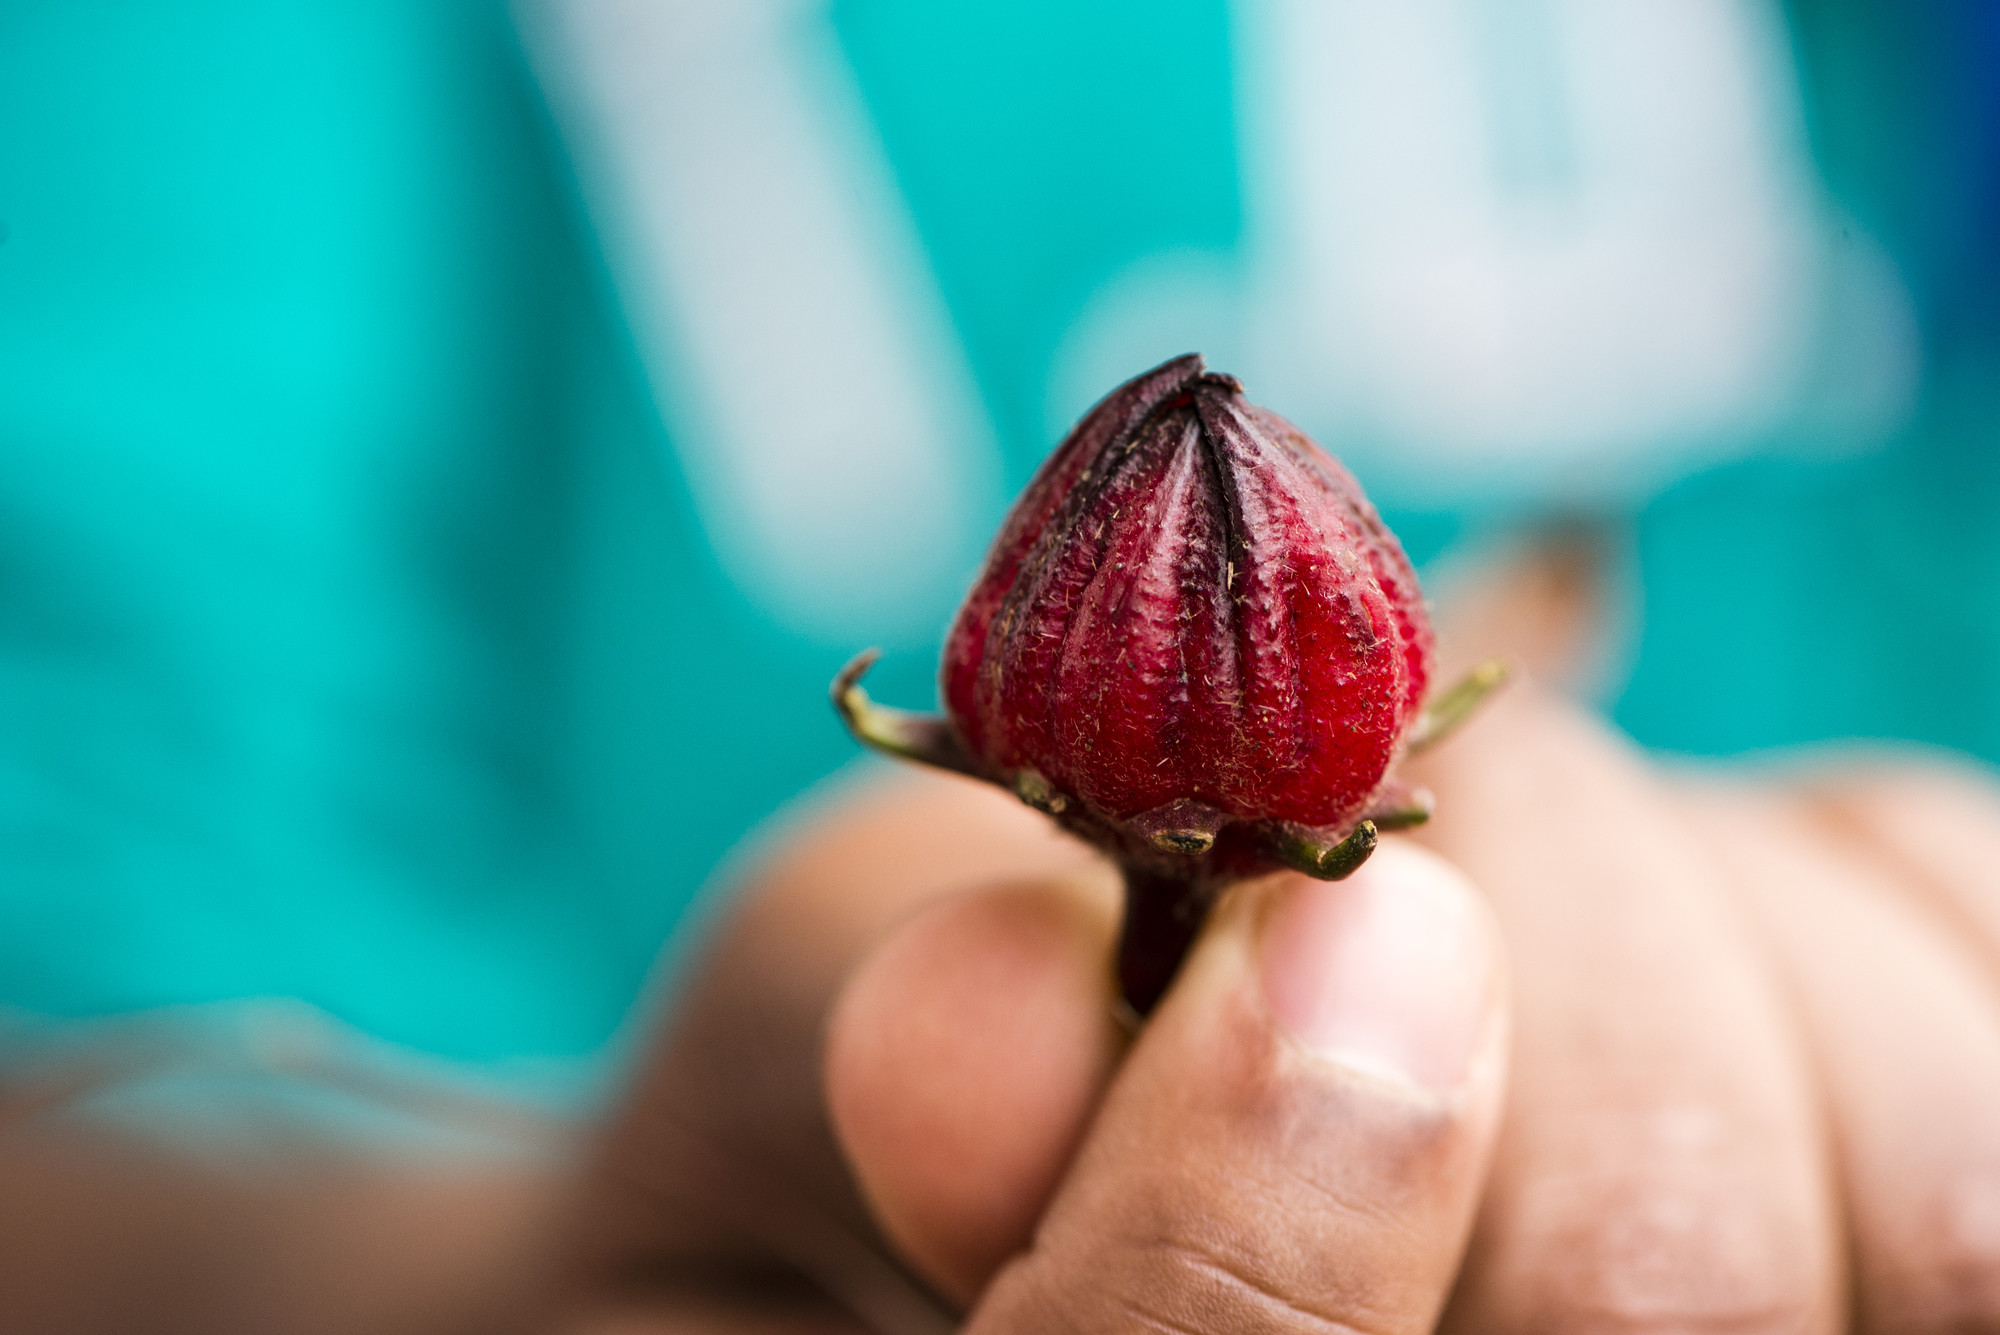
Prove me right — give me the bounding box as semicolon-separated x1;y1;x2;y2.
1;0;1997;1077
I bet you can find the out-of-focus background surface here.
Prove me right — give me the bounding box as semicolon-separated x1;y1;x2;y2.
1;0;1997;1112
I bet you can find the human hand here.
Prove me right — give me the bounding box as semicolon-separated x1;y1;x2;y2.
544;763;1506;1335
544;683;2000;1333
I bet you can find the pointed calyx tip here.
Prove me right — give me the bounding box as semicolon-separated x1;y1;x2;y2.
1272;820;1379;881
830;650;982;779
1406;658;1512;755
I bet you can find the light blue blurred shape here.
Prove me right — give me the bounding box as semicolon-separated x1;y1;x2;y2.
1053;0;1919;512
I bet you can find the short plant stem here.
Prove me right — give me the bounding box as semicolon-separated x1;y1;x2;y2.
1115;867;1216;1021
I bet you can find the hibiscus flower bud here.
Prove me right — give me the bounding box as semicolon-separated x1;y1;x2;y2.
834;355;1504;1016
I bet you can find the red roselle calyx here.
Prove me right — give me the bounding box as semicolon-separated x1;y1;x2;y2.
834;354;1504;1018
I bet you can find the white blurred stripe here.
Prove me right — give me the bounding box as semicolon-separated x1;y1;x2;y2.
1051;0;1917;509
1240;0;1829;475
518;0;998;642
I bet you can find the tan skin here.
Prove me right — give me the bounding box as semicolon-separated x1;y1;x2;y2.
8;596;2000;1332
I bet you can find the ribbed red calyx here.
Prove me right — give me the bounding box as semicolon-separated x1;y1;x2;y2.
942;353;1432;846
834;354;1494;1017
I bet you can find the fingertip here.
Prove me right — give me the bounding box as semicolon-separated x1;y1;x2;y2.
825;876;1122;1303
1262;842;1504;1094
1200;841;1506;1099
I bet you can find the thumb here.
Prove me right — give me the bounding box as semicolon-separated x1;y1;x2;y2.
969;841;1509;1335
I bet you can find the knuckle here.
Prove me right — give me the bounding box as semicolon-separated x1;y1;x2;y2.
1220;1026;1473;1213
1493;1167;1830;1335
1539;1286;1824;1335
1543;1302;1823;1335
1507;1250;1822;1335
1107;1231;1401;1335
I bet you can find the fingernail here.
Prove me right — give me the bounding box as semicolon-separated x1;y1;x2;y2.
1259;844;1495;1093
